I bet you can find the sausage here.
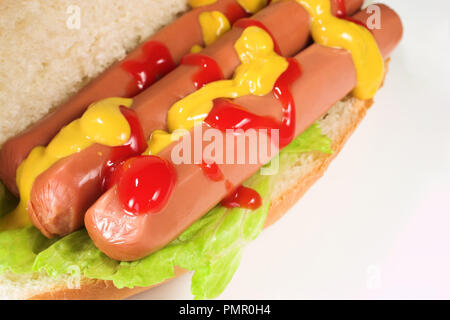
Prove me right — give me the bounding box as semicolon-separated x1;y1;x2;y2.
28;0;364;238
84;4;403;261
0;0;249;195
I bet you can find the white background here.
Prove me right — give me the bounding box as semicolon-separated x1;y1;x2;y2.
132;0;450;299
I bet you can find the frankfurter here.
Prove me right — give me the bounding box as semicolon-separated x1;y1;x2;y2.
0;0;251;195
0;0;404;300
84;4;403;261
27;0;363;238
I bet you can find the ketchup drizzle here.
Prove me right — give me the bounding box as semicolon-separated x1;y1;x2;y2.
101;107;148;191
200;161;225;182
121;41;175;96
234;19;281;55
272;58;302;147
205;59;301;149
198;159;236;195
203;59;301;210
181;54;231;192
335;0;347;18
181;54;224;89
117;156;177;216
335;0;369;30
113;18;301;214
221;185;262;210
224;2;250;22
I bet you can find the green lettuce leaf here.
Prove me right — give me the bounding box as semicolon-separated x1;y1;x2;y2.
33;173;272;299
33;230;119;280
282;123;333;156
0;227;55;274
1;123;332;299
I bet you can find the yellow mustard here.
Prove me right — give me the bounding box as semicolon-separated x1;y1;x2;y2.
189;0;217;7
190;11;231;53
286;0;384;99
191;0;271;52
237;0;268;13
199;11;231;46
146;26;288;155
0;97;133;231
190;45;204;53
189;0;268;13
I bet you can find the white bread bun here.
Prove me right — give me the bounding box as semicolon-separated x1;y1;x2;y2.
0;0;189;146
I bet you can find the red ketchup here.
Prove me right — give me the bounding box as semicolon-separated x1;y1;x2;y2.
117;156;177;216
205;58;301;148
181;54;234;194
180;54;224;89
110;54;224;215
101;107;148;191
200;161;225;182
121;41;175;96
112;24;300;214
335;0;369;30
221;185;262;210
225;2;250;22
272;58;302;147
203;59;302;210
234;19;281;54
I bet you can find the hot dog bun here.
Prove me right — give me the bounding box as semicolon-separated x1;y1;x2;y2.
0;0;188;146
0;85;381;299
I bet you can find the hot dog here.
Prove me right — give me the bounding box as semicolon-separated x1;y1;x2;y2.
0;0;404;300
0;0;251;195
84;4;403;261
25;0;363;238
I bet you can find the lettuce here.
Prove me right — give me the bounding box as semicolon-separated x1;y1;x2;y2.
112;173;271;299
0;123;332;299
0;227;55;274
32;230;118;280
282;123;333;156
32;174;271;299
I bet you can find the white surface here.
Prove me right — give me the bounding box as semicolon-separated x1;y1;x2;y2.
131;0;450;300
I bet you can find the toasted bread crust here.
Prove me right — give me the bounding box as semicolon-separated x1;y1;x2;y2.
29;267;188;300
29;96;373;300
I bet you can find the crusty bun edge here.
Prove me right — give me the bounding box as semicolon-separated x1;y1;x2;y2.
28;94;374;300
